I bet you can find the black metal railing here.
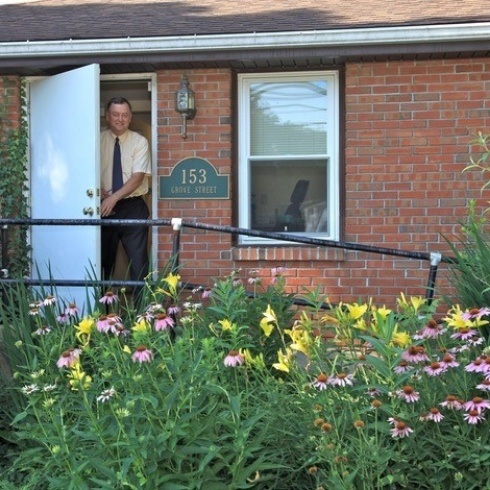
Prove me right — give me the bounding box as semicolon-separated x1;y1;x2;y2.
0;217;455;304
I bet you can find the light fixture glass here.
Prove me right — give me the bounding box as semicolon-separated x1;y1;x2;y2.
175;75;196;139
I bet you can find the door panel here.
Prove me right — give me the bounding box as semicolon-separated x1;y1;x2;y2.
30;64;100;310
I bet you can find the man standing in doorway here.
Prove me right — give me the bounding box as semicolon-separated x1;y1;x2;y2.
100;96;151;296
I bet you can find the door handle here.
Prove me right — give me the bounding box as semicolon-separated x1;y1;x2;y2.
83;207;94;216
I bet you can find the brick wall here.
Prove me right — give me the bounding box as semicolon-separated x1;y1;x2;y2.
156;59;490;307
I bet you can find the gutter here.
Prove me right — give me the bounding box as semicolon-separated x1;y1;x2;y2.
0;22;489;59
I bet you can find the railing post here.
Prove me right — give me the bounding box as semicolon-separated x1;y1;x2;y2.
425;251;442;304
171;218;182;274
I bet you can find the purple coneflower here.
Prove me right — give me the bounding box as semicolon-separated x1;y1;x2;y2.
439;395;463;410
464;409;485;425
394;360;414;374
426;407;444;423
390;421;413;438
396;385;420;403
97;313;122;334
419;319;444;339
439;353;459;369
154;313;175;331
97;387;116;403
167;305;181;315
451;328;478;341
99;290;119;305
424;361;446;377
312;373;329;390
401;345;430;363
132;346;153;363
56;348;81;368
34;325;52;336
224;350;245;367
330;372;354;387
43;295;56;306
465;357;486;373
464;396;490;413
65;303;80;317
476;379;490;391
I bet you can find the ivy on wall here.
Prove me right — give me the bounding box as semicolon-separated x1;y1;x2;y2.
0;77;29;277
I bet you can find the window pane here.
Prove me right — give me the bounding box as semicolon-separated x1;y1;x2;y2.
251;159;328;233
250;81;327;156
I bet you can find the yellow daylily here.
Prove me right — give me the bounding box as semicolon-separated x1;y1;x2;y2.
75;316;95;344
272;348;293;373
132;318;150;333
242;349;266;369
285;326;312;355
443;305;472;330
375;306;392;319
346;303;368;321
390;329;411;348
260;317;275;337
218;319;234;331
262;305;278;324
67;362;92;391
164;273;180;294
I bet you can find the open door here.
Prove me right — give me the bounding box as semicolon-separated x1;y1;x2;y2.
29;64;100;310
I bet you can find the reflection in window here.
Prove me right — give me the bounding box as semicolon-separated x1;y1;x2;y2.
239;72;339;242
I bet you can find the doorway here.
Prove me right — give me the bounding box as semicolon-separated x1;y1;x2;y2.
99;75;156;282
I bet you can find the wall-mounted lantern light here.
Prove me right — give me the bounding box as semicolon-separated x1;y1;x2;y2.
175;75;196;139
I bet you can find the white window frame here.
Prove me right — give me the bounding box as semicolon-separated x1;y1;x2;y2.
237;70;340;245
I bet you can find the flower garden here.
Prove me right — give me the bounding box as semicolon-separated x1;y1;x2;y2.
0;264;490;489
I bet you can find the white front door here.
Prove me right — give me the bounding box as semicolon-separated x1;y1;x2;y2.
29;64;100;310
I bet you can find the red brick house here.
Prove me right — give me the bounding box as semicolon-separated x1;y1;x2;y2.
0;0;489;307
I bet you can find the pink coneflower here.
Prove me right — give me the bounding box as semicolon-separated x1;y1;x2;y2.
476;379;490;391
401;345;430;363
56;347;81;368
201;288;213;299
390;421;413;438
439;353;459;369
224;350;245;367
29;306;40;316
312;373;329;390
466;335;485;347
440;395;464;410
97;313;122;334
43;295;56;306
451;328;478;341
397;385;420;403
34;325;52;336
464;397;490;413
113;324;130;337
394;360;414;374
65;303;80;317
419;319;444;339
424;361;446;377
464;409;485;425
365;387;382;397
97;387;116;403
154;313;175;331
426;407;444;423
167;305;181;315
132;346;153;363
56;313;70;324
462;307;490;320
330;372;354;387
99;290;119;305
465;357;486;373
